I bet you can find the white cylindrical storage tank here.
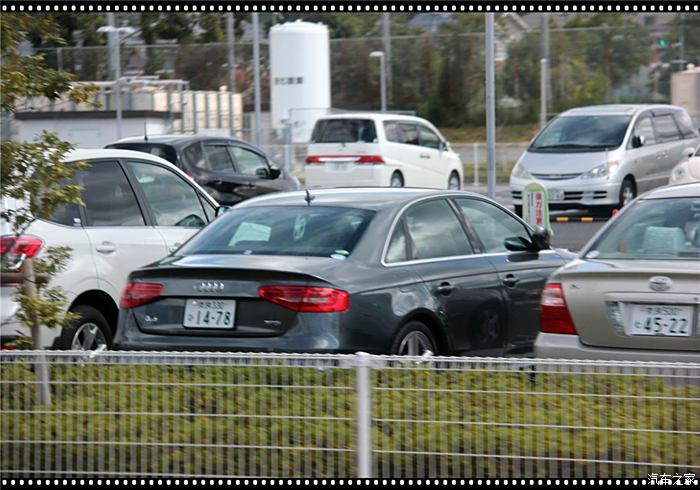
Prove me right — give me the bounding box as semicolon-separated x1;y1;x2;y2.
270;21;331;143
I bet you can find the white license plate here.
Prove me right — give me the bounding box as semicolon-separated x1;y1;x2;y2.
184;299;236;329
548;189;564;201
628;305;693;337
327;162;352;172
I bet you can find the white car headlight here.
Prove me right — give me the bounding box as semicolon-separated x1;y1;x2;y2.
511;163;531;179
581;161;619;180
670;165;686;184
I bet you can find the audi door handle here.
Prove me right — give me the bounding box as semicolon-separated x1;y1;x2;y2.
95;242;116;254
169;242;182;254
436;282;456;295
502;274;520;288
420;153;431;159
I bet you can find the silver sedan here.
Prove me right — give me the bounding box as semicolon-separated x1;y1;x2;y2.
534;182;700;362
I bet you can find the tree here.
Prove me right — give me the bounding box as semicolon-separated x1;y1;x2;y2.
1;13;96;354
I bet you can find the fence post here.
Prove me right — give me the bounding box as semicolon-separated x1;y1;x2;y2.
473;142;479;186
355;352;372;478
23;258;51;406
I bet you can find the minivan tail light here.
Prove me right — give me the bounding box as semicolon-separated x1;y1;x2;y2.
0;235;43;259
120;283;164;309
540;283;578;335
356;155;384;164
259;286;349;313
305;156;322;164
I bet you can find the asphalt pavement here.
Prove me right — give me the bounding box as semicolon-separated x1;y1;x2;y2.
463;183;609;253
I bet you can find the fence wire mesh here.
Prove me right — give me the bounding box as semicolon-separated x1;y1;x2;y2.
1;352;698;478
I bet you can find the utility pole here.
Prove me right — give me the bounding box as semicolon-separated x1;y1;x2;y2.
226;13;236;136
252;13;262;147
679;13;685;71
485;14;496;200
382;13;392;107
541;14;550;127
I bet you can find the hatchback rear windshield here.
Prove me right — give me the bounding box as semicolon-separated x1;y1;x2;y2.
530;115;632;152
178;206;374;258
311;119;377;143
107;143;178;165
584;197;700;261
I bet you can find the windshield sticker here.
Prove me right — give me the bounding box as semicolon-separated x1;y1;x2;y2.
293;215;307;241
586;250;600;259
334;250;350;256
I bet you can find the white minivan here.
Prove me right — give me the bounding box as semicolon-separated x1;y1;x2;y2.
304;113;464;190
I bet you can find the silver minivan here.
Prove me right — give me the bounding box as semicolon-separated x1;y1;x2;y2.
510;104;700;215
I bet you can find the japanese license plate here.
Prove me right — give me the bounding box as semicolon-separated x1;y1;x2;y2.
627;304;693;337
327;162;352;172
184;299;236;329
548;189;565;201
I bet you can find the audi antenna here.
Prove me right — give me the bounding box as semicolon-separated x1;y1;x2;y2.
144;122;148;141
305;189;315;206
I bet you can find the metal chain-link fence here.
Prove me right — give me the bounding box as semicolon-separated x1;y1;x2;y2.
2;351;698;478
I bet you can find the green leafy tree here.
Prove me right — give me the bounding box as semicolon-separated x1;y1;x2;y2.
1;13;96;349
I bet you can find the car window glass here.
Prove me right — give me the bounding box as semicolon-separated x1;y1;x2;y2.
398;123;419;145
456;198;531;253
108;143;178;165
78;161;145;227
530;115;631;150
229;146;269;177
385;222;408;263
673;111;698;139
404;200;472;259
202;145;235;172
127;161;208;228
653;114;681;143
179;206;374;258
630;117;656;146
418;125;441;149
311;119;377;143
182;143;205;170
585;198;700;261
383;121;401;143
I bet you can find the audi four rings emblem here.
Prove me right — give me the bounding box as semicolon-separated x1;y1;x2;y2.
195;282;225;293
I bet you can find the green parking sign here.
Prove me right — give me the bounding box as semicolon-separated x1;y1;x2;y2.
522;182;553;234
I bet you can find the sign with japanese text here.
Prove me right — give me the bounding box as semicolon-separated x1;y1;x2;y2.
522;182;552;235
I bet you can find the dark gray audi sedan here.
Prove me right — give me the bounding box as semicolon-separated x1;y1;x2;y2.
114;188;574;355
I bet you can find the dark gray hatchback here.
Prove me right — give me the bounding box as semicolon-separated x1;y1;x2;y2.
114;189;574;355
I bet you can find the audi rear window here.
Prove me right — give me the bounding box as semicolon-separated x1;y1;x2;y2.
311;119;377;143
178;206;374;258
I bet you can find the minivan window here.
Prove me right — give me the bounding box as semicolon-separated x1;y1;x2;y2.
179;206;374;258
673;111;698;139
530;115;631;152
311;119;377;143
398;123;420;145
653;114;681;143
418;125;441;149
629;116;656;147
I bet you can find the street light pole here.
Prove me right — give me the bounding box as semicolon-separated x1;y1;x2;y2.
98;23;135;141
226;13;236;136
369;51;387;112
252;13;262;147
485;14;496;200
